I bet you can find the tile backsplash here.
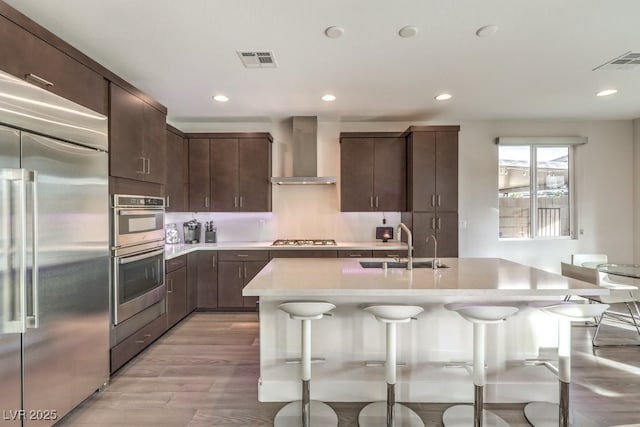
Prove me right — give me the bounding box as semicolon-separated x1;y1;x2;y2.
165;211;401;243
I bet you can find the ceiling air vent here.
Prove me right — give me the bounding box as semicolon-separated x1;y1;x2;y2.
237;51;277;68
593;51;640;71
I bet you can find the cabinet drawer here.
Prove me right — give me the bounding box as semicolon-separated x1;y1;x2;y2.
166;255;187;273
270;250;337;259
218;250;268;262
372;249;406;258
338;250;373;258
110;313;167;373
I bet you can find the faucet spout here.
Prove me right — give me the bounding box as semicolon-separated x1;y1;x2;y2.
396;223;413;270
426;234;438;270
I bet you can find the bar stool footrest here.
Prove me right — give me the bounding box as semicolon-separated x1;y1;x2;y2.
364;360;407;367
443;404;509;427
274;400;337;427
284;357;325;365
358;401;424;427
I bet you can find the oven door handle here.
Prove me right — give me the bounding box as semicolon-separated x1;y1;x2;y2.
117;248;164;265
117;209;164;216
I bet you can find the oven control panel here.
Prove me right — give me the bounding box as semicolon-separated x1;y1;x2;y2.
113;194;165;208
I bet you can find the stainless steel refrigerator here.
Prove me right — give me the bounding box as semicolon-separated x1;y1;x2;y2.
0;70;109;426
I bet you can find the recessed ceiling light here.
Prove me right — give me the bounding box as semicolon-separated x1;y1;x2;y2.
475;25;499;38
398;25;418;38
321;94;336;102
324;26;344;39
435;93;452;101
596;89;618;97
213;94;229;102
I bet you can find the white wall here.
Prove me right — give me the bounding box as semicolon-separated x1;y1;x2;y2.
634;118;640;265
458;120;634;272
171;118;636;271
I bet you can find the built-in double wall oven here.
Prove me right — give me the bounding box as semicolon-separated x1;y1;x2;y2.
111;194;165;326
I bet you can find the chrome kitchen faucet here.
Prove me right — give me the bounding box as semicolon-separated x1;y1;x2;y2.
427;234;439;270
396;223;413;270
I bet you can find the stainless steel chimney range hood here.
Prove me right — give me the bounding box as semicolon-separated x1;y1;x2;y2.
270;116;337;185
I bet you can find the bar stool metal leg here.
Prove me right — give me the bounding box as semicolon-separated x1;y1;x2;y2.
358;305;425;427
442;303;518;427
442;323;509;427
274;302;338;427
524;301;609;427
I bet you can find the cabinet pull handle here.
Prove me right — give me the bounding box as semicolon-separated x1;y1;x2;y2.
239;196;244;208
437;194;441;207
437;217;442;229
135;333;152;344
370;196;374;208
25;73;53;88
431;194;436;207
136;157;146;174
167;279;173;293
211;255;216;268
431;217;436;230
349;254;362;257
146;158;151;175
244;266;247;278
237;254;249;258
166;195;170;208
375;196;379;208
386;254;397;258
204;196;209;208
238;266;242;278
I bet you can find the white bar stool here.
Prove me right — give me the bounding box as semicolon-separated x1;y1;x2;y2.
442;303;519;427
275;301;338;427
358;304;425;427
524;301;609;427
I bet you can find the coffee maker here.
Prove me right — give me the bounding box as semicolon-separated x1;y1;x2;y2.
183;219;202;244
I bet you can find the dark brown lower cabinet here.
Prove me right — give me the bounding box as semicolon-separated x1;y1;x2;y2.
166;266;187;329
372;249;408;258
110;313;167;373
186;252;198;313
408;212;459;258
217;260;267;309
338;250;372;258
270;250;338;259
196;251;218;309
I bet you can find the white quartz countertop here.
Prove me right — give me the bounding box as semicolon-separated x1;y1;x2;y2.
242;257;608;298
164;241;408;260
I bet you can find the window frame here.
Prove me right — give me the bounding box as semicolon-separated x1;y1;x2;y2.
498;141;578;240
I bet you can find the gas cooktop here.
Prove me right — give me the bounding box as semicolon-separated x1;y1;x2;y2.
272;239;337;246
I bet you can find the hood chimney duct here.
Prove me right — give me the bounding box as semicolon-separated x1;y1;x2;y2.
270;116;337;185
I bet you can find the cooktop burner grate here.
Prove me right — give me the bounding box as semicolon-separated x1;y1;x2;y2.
272;239;337;246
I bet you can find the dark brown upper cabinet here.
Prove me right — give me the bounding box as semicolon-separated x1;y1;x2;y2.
165;127;187;212
403;126;460;257
188;138;211;211
0;14;107;115
188;134;272;212
109;83;166;185
406;129;459;213
340;134;406;212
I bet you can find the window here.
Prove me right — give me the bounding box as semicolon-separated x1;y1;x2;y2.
498;142;576;239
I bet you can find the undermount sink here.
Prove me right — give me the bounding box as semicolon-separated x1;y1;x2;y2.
359;261;448;269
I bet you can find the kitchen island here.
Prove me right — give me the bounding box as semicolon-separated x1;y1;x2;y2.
243;257;607;403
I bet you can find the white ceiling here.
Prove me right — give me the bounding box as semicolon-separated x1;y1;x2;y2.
6;0;640;125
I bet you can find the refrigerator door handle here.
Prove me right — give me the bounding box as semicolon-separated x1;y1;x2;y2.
0;168;30;334
26;171;39;329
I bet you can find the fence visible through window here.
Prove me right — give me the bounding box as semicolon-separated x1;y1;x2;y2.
537;207;561;237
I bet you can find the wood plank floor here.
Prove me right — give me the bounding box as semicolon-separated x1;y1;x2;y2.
58;312;640;426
